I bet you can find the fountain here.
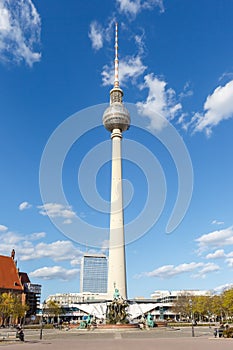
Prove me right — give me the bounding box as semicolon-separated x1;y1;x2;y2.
97;288;138;329
106;288;129;324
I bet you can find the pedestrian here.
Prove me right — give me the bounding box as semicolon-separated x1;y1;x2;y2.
218;324;224;338
16;325;24;341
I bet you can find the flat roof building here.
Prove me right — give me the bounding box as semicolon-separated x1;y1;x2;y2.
151;289;211;302
80;254;108;294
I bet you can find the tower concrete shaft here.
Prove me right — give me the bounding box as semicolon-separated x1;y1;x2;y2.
107;128;127;300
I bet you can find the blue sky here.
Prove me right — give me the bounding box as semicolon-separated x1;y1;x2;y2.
0;0;233;300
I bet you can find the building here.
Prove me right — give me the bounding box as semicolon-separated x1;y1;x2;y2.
80;254;108;294
45;293;108;323
151;289;211;301
149;290;212;321
19;272;41;319
102;22;130;300
47;292;107;304
0;250;41;323
44;289;214;323
0;251;24;296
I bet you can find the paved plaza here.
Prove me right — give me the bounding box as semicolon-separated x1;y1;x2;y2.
0;327;233;350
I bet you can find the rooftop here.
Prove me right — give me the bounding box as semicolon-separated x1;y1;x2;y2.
0;255;23;291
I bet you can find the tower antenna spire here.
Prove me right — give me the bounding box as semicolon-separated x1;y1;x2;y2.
114;22;119;88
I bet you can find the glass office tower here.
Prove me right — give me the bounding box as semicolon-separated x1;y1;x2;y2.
80;254;108;293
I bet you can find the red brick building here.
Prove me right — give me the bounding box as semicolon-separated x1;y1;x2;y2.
0;250;41;323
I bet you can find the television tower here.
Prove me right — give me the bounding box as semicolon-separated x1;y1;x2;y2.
102;23;130;300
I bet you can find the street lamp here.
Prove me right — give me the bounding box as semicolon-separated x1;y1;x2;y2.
189;299;195;337
23;310;27;329
208;310;211;328
40;300;46;340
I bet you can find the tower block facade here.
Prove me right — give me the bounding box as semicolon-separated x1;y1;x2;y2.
102;23;130;300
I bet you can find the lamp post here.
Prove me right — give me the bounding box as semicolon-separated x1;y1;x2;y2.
208;310;211;328
189;299;195;337
23;310;27;330
40;300;46;340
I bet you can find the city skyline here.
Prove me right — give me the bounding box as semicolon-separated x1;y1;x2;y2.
0;0;233;300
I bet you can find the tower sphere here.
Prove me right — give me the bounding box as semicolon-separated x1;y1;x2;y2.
102;22;130;134
103;101;130;133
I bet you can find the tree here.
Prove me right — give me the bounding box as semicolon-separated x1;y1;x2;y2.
45;300;62;323
0;293;14;325
210;295;223;321
222;288;233;319
0;293;28;325
11;294;29;323
172;293;193;321
192;296;210;321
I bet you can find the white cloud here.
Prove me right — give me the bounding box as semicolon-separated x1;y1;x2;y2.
179;82;193;99
0;0;41;66
177;113;189;130
0;228;83;266
0;3;10;30
224;251;233;267
102;55;147;86
70;258;81;267
19;240;83;262
29;266;79;281
137;74;182;130
212;220;224;225
88;18;115;51
0;230;47;258
226;258;233;267
219;72;233;82
38;203;76;220
19;201;32;211
134;32;146;55
213;283;233;293
139;261;219;279
196;226;233;252
0;231;22;245
206;249;226;259
192;80;233;136
88;21;104;50
116;0;164;17
192;263;220;279
28;232;46;240
0;231;46;247
226;251;233;258
0;224;8;231
116;0;141;16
